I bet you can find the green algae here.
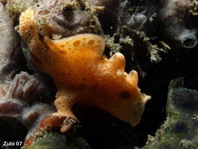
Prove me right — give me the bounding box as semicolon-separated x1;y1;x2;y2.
142;78;198;149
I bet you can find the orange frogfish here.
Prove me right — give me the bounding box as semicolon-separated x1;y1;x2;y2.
19;8;151;132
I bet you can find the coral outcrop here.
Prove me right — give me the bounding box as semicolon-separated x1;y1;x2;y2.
0;2;16;71
142;78;198;149
0;71;55;146
33;0;102;38
159;0;198;49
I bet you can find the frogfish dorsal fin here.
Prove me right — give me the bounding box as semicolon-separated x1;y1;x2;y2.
44;34;105;57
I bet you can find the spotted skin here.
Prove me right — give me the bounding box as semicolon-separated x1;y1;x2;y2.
19;8;151;132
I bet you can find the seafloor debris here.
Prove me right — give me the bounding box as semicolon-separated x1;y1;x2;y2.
5;0;36;17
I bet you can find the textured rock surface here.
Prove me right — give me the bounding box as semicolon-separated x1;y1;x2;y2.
33;0;102;38
0;2;15;71
142;78;198;149
26;131;91;149
159;0;198;49
0;71;55;147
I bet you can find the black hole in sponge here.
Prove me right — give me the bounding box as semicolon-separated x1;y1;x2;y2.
182;38;197;48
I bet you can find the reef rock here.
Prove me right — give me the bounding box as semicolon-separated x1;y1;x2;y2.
0;71;55;145
25;131;90;149
159;0;198;49
0;2;16;71
142;78;198;149
32;0;102;38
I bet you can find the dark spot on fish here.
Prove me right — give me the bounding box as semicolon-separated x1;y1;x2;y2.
119;90;131;99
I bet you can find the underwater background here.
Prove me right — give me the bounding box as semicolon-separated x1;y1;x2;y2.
0;0;198;149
